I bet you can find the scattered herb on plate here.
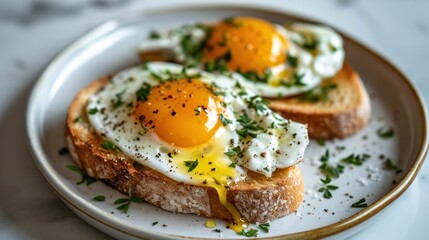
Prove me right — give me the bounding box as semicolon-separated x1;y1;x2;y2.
66;165;97;185
377;126;395;139
318;175;338;199
93;195;106;201
351;198;367;208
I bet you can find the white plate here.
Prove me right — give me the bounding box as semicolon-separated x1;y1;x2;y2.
26;2;428;239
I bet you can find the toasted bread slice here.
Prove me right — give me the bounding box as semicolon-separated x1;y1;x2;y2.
269;63;371;139
66;76;304;224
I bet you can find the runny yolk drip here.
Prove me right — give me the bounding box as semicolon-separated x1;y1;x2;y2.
173;140;248;232
135;79;222;147
203;16;288;74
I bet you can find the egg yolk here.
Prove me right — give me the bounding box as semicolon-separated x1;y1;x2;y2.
203;17;288;74
135;79;222;147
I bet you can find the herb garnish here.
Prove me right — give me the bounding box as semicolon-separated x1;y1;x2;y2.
66;165;97;185
316;139;326;147
92;195;105;201
73;116;83;123
223;17;242;27
341;153;370;166
245;96;270;115
237;69;271;84
297;33;319;50
319;150;344;178
351;198;367;208
384;158;398;170
318;175;338;199
152;221;159;226
258;222;270;233
180;33;206;66
239;228;258;237
228;162;236;168
213;229;222;233
299;83;337;102
281;73;306;87
112;89;126;109
149;31;161;39
88;108;98;115
377;127;394;139
220;114;232;126
58;147;69;155
287;52;298;67
236;113;262;139
204;50;231;73
136;83;152;102
114;191;144;214
184;159;199;172
224;146;242;157
101;141;121;153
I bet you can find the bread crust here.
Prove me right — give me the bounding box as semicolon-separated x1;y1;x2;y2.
66;76;304;223
269;63;371;139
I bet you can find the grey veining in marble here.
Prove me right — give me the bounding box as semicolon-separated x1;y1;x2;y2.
0;0;428;239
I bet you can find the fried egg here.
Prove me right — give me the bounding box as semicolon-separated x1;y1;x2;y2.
86;62;308;230
137;17;345;97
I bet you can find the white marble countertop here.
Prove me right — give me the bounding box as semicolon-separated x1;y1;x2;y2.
0;0;428;239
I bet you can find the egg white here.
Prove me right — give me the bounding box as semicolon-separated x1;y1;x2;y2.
87;62;308;185
137;21;345;98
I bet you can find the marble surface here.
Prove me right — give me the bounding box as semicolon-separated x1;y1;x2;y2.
0;0;428;239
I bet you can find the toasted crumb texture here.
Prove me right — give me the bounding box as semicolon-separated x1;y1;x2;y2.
269;63;371;139
65;76;304;223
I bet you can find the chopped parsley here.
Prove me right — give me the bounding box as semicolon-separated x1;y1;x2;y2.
287;52;298;67
258;222;270;233
224;146;242;157
149;31;161;39
319;150;344;178
114;191;144;214
88;108;98;115
237;69;271;84
384;158;398;170
220;114;232;126
101;141;121;153
298;32;319;50
228;162;236;168
236;113;263;139
281;73;306;87
377;127;395;139
318;175;338;199
92;195;105;201
245;96;270;115
184;159;199;172
58;147;69;155
180;33;206;66
341;153;370;166
66;165;97;185
299;82;337;102
204;50;231;73
112;89;126;109
351;198;367;208
136;83;152;102
239;228;258;237
161;67;202;81
213;229;222;233
223;17;242;27
73;116;83;123
152;221;159;226
316;139;326;147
